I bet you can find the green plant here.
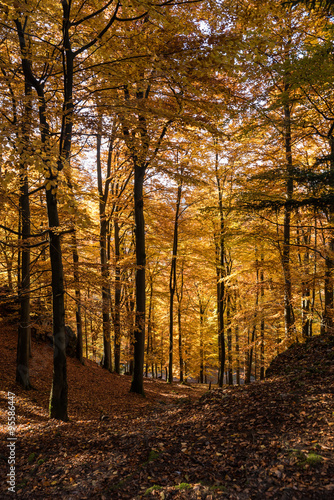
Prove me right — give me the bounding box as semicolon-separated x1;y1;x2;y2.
306;453;323;466
27;453;36;463
148;450;160;462
145;485;162;495
175;483;191;490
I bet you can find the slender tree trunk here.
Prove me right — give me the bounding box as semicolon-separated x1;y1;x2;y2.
125;282;135;376
235;323;240;385
198;296;207;384
62;167;83;363
322;136;334;334
97;129;112;371
130;162;146;395
16;80;32;389
47;187;68;420
114;217;121;373
146;276;154;377
71;234;83;363
234;290;240;385
15;19;69;420
84;294;88;359
168;179;182;383
245;254;260;385
177;261;184;382
215;148;226;387
226;293;233;385
260;256;265;380
282;84;296;340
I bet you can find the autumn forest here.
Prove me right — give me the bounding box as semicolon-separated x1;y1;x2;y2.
1;0;334;420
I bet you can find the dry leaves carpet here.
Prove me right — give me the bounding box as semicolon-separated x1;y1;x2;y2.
1;324;334;499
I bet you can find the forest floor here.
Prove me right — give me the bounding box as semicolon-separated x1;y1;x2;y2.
0;323;334;499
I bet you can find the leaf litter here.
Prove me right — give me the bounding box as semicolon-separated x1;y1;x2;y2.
0;323;333;499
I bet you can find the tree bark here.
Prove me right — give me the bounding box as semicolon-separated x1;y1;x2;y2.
322;135;334;334
177;261;184;383
260;259;265;380
16;79;32;389
130;162;146;395
168;178;182;383
47;188;68;420
97;128;112;371
226;293;233;385
15;17;68;420
114;217;121;373
215;148;226;387
282;83;296;340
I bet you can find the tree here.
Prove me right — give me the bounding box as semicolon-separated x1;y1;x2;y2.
168;165;183;383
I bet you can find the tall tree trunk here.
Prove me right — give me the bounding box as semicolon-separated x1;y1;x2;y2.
97;129;112;371
72;233;83;363
62;168;83;363
282;83;296;340
198;295;208;385
16;80;32;389
260;255;265;380
215;147;226;387
47;188;68;421
177;261;184;382
146;275;154;376
130;162;146;395
322;135;334;334
125;281;135;376
234;290;240;385
235;323;240;385
114;217;121;373
15;18;69;420
245;254;260;385
120;80;170;392
226;293;233;385
199;301;204;384
168;178;182;383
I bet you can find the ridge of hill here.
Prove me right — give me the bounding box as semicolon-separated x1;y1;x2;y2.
0;324;333;499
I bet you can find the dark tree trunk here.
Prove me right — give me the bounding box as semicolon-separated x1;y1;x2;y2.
245;325;256;385
72;234;83;363
226;294;233;385
260;258;265;380
215;148;226;387
198;297;207;385
97;129;112;371
17;164;31;389
121;81;171;394
234;291;240;385
146;276;154;377
130;162;146;395
282;88;296;339
245;254;260;385
47;187;68;421
62;168;83;364
16;80;32;389
125;282;135;376
15;18;69;420
114;217;121;373
168;178;182;383
177;261;184;383
322;136;334;334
